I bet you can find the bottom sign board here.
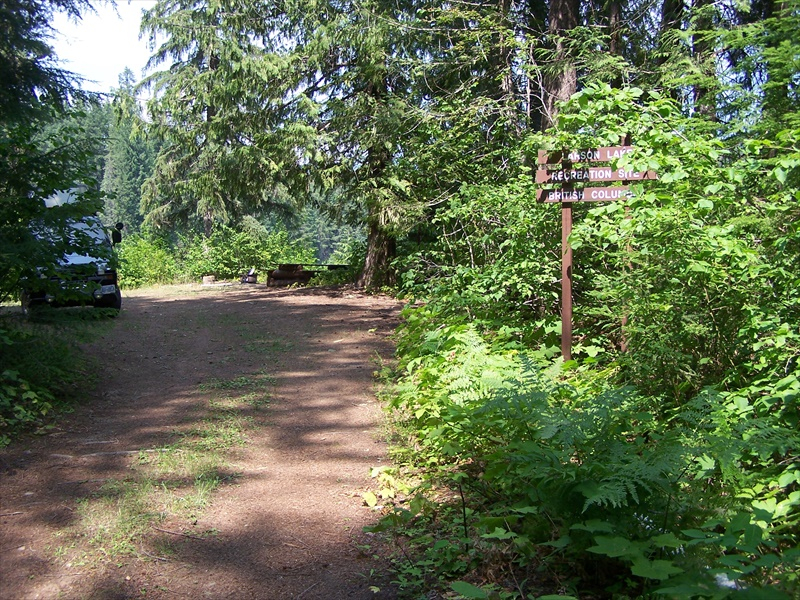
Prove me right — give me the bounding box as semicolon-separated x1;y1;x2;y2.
537;186;632;203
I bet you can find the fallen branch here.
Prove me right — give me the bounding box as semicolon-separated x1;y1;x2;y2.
153;527;205;541
297;582;319;599
56;479;108;486
140;548;169;562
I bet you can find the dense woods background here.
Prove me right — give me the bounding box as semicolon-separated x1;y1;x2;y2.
1;0;798;596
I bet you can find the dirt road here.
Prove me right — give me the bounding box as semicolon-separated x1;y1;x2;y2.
0;284;401;599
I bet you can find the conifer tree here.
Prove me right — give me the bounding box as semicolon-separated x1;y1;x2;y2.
0;0;100;301
102;68;157;233
139;0;308;236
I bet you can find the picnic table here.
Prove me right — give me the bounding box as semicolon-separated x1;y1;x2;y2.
266;263;349;286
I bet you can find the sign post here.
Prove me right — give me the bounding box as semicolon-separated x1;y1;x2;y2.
537;141;656;361
561;199;573;360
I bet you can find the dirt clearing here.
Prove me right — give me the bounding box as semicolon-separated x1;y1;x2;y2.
0;284;402;599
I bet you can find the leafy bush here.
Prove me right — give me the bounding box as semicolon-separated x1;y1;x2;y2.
0;320;97;445
381;319;799;597
117;234;179;288
556;86;800;404
0;367;54;446
178;223;316;281
395;174;563;348
379;84;800;598
115;222;322;287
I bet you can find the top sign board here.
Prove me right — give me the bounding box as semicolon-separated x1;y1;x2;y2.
538;146;633;165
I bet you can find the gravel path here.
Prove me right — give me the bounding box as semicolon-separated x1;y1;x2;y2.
0;284;401;599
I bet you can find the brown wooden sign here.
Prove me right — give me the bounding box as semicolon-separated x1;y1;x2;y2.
535;167;657;184
535;140;657;362
537;186;631;203
538;146;633;165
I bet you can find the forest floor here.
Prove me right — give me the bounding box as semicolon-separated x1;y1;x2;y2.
0;283;403;599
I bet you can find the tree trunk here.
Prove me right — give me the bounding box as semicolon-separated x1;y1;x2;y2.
356;69;397;290
204;209;213;238
692;0;717;121
659;0;684;43
497;0;519;132
358;219;396;290
657;0;685;106
608;0;622;56
608;0;623;87
543;0;580;128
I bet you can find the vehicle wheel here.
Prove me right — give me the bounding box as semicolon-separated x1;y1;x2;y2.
95;289;122;314
110;288;122;311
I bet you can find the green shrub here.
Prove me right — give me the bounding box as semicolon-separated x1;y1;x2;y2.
116;223;321;286
179;224;316;281
395;173;563;348
0;320;98;445
0;368;55;445
117;234;179;288
382;318;799;597
387;120;800;590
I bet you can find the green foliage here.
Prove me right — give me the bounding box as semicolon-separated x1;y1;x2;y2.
381;75;800;597
116;234;178;288
139;0;309;235
396;173;563;351
382;317;799;597
1;101;106;304
308;233;364;286
0;0;108;304
179;223;316;281
0;0;111;444
4;0;798;594
0;319;98;444
113;217;364;289
101;68;158;234
115;222;317;287
294;203;365;263
709;0;800;139
0;368;54;445
0;0;90;123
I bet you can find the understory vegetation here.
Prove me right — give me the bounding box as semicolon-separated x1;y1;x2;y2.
116;225;315;288
115;215;364;289
371;86;799;598
0;311;110;445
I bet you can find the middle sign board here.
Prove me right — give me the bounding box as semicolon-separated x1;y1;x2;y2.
535;166;658;184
